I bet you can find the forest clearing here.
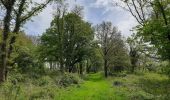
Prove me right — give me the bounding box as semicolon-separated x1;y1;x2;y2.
0;0;170;100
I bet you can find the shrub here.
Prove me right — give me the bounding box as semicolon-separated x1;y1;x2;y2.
29;89;54;100
0;81;21;100
128;91;154;100
57;73;81;87
160;61;170;77
37;76;52;86
31;76;53;86
8;73;26;84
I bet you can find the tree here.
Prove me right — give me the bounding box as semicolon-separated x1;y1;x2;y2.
119;0;170;60
116;0;170;75
0;0;57;82
39;11;94;73
95;21;125;77
85;41;103;73
127;35;140;73
127;33;160;72
12;33;37;73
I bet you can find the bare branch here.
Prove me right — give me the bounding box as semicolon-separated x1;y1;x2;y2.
127;3;143;25
20;0;51;23
0;0;7;8
131;0;144;22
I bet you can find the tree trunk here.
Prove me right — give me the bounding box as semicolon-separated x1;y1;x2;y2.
79;63;83;75
86;60;90;73
69;66;72;73
60;58;64;73
131;65;135;73
104;59;108;77
0;2;15;82
0;67;5;82
49;62;53;70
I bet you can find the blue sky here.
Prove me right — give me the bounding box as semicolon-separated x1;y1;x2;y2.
24;0;137;37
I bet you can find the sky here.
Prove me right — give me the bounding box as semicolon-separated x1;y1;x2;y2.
24;0;138;37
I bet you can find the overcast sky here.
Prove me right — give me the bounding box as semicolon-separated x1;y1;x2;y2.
24;0;137;37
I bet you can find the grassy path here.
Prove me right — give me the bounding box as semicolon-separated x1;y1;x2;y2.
55;73;125;100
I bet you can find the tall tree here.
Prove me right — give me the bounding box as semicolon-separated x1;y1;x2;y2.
95;21;124;77
0;0;16;82
39;11;94;73
0;0;56;82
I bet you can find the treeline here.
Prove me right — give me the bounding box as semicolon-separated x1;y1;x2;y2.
38;5;130;77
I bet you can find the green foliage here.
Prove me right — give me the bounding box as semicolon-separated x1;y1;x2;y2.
0;71;169;100
160;61;170;77
0;80;21;100
39;11;94;72
10;33;38;73
8;72;26;83
112;73;170;100
57;73;82;87
34;76;53;86
1;1;170;100
87;42;103;72
95;21;130;75
127;34;143;72
134;0;170;60
29;89;55;100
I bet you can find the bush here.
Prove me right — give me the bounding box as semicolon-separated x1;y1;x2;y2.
108;72;127;77
29;89;54;100
30;75;53;87
0;81;21;100
57;73;82;87
164;67;170;78
128;91;154;100
160;61;170;77
36;76;52;86
8;73;26;84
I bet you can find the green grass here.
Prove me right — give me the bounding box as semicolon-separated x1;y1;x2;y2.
0;72;169;100
55;73;125;100
54;72;170;100
110;73;170;100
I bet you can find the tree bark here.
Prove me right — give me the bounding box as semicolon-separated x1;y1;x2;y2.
49;62;53;70
131;65;135;73
79;62;83;75
7;0;26;60
104;59;108;77
60;59;64;73
0;0;16;82
86;60;90;73
68;66;72;73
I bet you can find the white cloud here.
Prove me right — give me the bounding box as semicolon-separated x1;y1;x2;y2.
91;0;137;37
24;0;138;37
116;14;137;37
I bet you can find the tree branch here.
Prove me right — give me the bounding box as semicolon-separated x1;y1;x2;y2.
20;0;51;23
